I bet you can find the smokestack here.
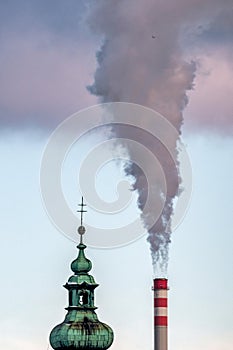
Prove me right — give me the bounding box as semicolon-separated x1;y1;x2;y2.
153;278;168;350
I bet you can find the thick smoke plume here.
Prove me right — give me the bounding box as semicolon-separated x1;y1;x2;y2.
87;0;233;274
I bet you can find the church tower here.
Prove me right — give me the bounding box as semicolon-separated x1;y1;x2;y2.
49;198;114;350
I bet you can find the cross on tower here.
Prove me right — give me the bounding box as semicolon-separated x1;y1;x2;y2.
77;196;87;227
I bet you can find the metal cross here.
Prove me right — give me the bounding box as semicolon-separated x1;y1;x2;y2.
77;196;87;226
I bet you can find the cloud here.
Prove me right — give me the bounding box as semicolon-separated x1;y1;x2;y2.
1;0;232;132
0;30;97;129
185;51;233;134
0;1;87;39
0;1;99;129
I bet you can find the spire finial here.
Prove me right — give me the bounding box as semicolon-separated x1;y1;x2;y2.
77;196;87;244
77;196;87;226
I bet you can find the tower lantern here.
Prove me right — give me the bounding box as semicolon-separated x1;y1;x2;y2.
49;198;114;350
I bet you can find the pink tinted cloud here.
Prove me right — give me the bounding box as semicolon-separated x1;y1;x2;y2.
185;51;233;134
0;31;97;127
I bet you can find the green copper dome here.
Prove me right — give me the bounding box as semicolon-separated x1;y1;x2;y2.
71;243;92;274
50;310;114;350
49;220;114;350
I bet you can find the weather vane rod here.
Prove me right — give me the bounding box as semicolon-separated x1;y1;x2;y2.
77;196;87;227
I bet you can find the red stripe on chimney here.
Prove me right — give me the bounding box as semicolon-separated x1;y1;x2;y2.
154;279;168;290
154;298;167;307
154;316;168;326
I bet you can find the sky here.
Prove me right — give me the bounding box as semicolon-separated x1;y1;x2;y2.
0;1;233;350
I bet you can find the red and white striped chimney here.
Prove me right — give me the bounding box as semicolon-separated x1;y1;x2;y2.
153;278;168;350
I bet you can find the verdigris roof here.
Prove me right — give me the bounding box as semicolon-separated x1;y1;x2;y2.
49;222;114;350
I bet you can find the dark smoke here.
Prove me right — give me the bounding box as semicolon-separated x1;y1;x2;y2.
87;0;233;273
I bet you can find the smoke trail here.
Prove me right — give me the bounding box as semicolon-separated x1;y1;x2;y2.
86;0;232;273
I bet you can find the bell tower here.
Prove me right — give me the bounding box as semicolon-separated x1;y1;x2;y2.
49;198;114;350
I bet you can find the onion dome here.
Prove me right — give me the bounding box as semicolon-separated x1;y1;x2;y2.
70;243;92;274
49;198;114;350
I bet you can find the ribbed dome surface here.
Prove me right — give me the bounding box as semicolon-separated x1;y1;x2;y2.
50;319;114;350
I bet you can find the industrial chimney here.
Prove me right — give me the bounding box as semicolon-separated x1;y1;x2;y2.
153;278;168;350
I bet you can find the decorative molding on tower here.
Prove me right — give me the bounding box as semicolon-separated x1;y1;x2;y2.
49;198;114;350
